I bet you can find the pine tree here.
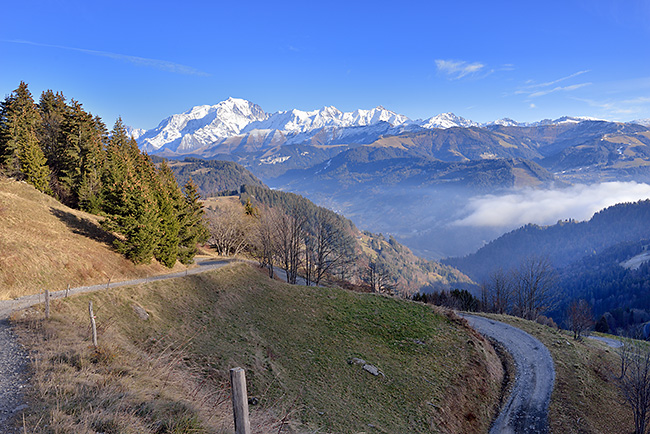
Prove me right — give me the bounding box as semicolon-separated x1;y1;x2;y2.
38;90;69;200
20;129;51;192
177;178;209;264
101;119;159;264
65;102;106;212
152;161;182;267
0;82;51;193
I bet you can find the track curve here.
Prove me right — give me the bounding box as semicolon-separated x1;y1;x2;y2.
462;314;555;434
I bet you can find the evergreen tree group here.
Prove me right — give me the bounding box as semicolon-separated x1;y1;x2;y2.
0;81;208;266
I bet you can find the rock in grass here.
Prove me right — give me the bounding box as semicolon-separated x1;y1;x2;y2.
348;357;366;365
132;304;150;320
363;364;384;377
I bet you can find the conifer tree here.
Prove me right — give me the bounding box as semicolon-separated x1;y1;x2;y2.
38;90;69;199
177;178;209;264
64;101;106;212
153;161;182;267
101;119;159;264
0;82;51;193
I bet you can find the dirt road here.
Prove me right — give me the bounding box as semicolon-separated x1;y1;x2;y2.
462;314;555;434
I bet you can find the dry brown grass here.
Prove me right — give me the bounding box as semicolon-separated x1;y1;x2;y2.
0;178;192;300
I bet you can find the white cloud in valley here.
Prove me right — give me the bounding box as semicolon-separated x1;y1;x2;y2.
453;182;650;229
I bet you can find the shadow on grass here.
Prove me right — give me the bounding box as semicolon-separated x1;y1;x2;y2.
50;207;117;247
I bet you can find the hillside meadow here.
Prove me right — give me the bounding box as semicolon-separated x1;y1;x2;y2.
0;179;192;300
12;263;503;433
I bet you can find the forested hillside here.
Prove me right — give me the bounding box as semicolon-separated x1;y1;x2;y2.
445;199;650;281
206;183;473;294
159;157;266;197
0;82;208;267
444;199;650;333
558;239;650;331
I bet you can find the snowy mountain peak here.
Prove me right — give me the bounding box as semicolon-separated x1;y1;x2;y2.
138;98;267;152
485;118;521;127
530;116;603;126
136;97;616;155
419;112;479;129
631;118;650;127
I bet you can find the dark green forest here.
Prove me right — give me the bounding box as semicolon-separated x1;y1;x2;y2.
158;157;266;198
445;200;650;281
0;82;208;266
445;200;650;333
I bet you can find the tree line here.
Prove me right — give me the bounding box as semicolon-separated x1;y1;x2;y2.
0;82;208;266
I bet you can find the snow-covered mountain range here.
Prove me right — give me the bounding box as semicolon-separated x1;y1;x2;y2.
134;98;612;156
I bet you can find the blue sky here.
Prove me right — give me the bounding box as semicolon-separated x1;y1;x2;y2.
2;0;650;130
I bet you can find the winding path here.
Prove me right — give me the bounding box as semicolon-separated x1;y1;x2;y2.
0;258;233;432
461;314;556;434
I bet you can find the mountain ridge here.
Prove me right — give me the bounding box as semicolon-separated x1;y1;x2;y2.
134;98;619;156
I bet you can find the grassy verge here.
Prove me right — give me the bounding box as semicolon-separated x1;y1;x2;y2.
480;313;632;434
13;263;503;433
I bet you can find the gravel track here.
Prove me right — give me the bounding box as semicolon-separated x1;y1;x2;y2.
587;335;623;348
461;314;556;434
0;258;232;433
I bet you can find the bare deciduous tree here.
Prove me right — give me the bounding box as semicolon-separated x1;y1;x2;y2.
205;203;254;257
565;299;594;340
481;268;513;314
274;205;307;284
512;256;558;320
617;340;650;434
253;208;279;278
364;259;395;294
304;209;355;286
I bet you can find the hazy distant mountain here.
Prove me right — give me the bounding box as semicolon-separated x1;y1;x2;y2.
136;100;650;259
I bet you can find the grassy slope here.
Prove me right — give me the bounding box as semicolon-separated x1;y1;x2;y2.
13;263;503;434
480;314;633;434
0;178;190;300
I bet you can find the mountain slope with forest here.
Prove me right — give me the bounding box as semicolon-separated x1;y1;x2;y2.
0;82;209;270
156;157;267;197
233;184;473;294
444;199;650;282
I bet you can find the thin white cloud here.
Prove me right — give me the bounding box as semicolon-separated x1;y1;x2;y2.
5;39;210;76
452;182;650;229
526;70;590;89
435;59;485;80
514;70;591;98
528;82;592;98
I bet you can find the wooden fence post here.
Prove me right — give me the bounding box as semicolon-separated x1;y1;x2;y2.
65;284;70;298
89;300;98;348
230;367;251;434
44;290;50;319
